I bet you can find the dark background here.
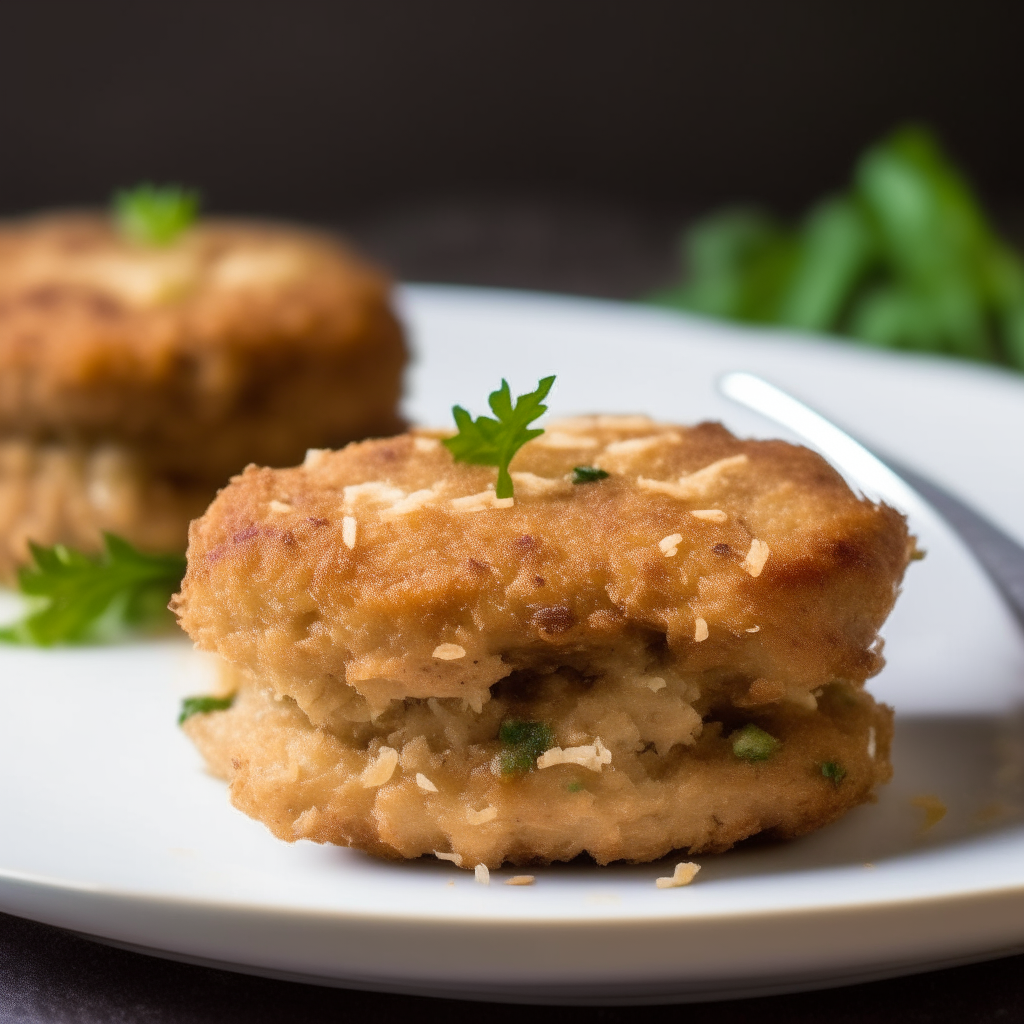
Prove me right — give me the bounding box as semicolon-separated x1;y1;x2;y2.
1;2;1023;1021
2;1;1023;296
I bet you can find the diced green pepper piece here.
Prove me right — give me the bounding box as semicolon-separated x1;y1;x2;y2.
731;723;779;761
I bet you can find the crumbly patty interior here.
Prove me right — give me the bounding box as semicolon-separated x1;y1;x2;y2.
0;214;406;483
0;438;208;582
176;415;911;866
186;668;893;867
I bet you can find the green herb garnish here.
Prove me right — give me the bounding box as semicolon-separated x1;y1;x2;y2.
179;694;235;726
821;761;847;786
114;183;200;246
0;533;186;646
443;376;555;499
567;780;585;793
651;125;1024;370
731;723;779;762
498;719;555;775
571;466;610;484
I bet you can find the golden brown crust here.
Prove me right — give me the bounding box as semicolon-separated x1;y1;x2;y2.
175;417;911;719
0;213;407;483
175;416;910;867
185;672;893;868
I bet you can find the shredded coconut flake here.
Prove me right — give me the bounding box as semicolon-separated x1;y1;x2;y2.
434;850;463;867
268;499;292;514
506;875;535;886
691;509;727;523
746;625;760;633
382;487;442;517
416;773;438;793
598;434;681;470
603;434;677;456
742;538;770;577
644;676;667;692
694;617;709;642
510;472;570;496
342;516;357;549
537;737;612;773
303;448;328;468
467;805;498;825
534;430;599;450
475;863;490;885
433;643;467;661
343;481;405;506
659;533;683;557
360;747;399;788
655;862;701;888
450;489;515;512
413;436;441;452
867;726;877;760
789;689;818;711
639;454;749;501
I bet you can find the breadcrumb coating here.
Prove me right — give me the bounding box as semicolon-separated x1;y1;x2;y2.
0;213;406;484
176;417;911;720
175;416;911;866
185;668;893;867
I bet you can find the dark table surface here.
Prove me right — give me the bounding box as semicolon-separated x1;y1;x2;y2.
2;198;1022;1023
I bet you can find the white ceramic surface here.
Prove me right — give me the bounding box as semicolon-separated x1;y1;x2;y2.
0;285;1022;1004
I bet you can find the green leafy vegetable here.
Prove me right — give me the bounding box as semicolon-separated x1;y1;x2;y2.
651;125;1024;370
179;694;235;726
113;183;200;245
731;723;779;762
571;465;610;484
443;377;555;498
820;761;847;786
498;719;555;775
566;780;585;793
0;533;186;646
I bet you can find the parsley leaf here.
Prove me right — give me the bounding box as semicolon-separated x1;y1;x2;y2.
113;183;200;246
0;533;186;646
498;719;555;775
821;761;847;785
571;465;609;484
179;694;235;726
731;723;779;761
443;376;556;499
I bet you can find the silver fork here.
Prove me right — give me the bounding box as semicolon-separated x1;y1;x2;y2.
719;371;1024;631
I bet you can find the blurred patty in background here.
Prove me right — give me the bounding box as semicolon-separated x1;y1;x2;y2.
0;190;407;581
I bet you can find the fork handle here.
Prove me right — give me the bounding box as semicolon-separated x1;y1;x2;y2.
883;455;1024;631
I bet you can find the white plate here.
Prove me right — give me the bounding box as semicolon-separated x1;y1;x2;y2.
1;285;1023;1005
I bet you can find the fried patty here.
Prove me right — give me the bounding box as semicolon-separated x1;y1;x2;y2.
174;416;912;866
0;213;406;484
185;667;893;867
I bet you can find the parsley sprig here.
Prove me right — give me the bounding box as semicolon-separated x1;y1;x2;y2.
443;376;555;499
0;534;186;646
114;183;200;246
